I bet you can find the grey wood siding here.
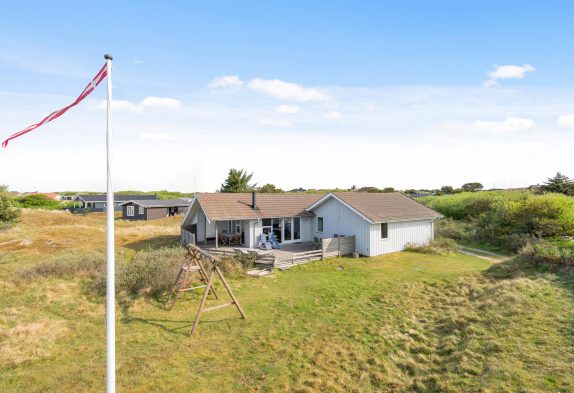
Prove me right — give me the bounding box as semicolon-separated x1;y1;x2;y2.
122;203;147;220
310;197;371;255
368;219;434;255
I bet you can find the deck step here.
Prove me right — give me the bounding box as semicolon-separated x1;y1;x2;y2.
246;267;274;277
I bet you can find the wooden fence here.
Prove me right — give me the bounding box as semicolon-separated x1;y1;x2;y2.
180;228;196;247
321;235;356;258
279;235;356;269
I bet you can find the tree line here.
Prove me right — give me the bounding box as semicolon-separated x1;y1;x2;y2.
219;168;574;197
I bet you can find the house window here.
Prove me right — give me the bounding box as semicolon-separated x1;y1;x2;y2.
381;223;388;239
127;206;134;216
317;217;324;233
138;206;144;215
236;220;241;234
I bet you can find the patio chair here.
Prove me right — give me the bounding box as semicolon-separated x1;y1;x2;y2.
258;233;267;249
218;232;228;246
268;233;281;250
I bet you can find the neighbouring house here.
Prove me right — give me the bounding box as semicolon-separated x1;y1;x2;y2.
74;194;157;211
60;194;77;201
181;192;442;256
120;199;191;220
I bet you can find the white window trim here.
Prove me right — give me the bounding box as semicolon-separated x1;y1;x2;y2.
138;206;144;215
127;206;135;217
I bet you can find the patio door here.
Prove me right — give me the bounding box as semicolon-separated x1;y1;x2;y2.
282;217;301;243
283;218;292;242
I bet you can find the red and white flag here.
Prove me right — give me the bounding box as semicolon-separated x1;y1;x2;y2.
1;63;108;148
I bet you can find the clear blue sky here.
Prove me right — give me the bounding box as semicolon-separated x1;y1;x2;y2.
1;1;573;191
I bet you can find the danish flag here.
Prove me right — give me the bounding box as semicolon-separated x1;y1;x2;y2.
1;63;108;148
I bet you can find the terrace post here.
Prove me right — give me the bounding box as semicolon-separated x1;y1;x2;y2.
215;221;218;249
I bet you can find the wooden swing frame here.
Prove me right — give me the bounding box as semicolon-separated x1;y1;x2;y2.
165;244;247;335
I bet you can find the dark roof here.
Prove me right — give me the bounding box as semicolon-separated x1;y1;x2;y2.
76;194;157;202
121;199;191;208
195;193;321;221
325;192;443;222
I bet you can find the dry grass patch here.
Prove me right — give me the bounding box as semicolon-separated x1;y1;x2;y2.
0;318;68;367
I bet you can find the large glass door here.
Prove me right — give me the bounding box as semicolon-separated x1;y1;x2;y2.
293;217;300;240
272;218;282;243
284;218;292;242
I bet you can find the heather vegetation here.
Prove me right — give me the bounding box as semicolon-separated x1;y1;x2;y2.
419;190;574;269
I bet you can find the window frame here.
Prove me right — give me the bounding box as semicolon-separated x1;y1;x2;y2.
138;205;144;215
127;206;135;217
317;217;324;233
380;223;388;239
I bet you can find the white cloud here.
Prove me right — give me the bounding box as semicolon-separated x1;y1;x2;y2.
481;79;499;88
6;85;574;193
208;75;244;89
134;59;144;65
139;133;176;141
98;97;181;112
489;64;535;80
325;111;342;119
274;104;299;114
248;78;330;102
259;118;292;128
140;96;182;109
558;114;574;127
472;117;535;133
97;99;144;113
484;64;535;87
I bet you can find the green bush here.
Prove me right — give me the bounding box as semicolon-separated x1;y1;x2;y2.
218;252;256;278
0;193;21;224
421;191;574;252
418;191;527;220
15;194;61;209
101;247;185;298
434;218;474;242
17;246;250;302
405;238;458;255
520;242;574;268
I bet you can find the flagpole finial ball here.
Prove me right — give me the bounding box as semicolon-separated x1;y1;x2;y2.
104;54;113;60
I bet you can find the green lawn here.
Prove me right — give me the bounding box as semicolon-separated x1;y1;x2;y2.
1;212;574;392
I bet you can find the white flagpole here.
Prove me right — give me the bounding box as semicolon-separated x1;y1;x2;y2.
104;53;115;393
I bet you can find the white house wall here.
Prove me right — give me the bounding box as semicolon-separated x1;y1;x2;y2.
300;217;314;242
310;197;371;256
369;219;434;256
196;209;206;242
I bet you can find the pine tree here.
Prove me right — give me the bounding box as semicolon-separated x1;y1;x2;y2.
220;169;256;193
540;172;574;196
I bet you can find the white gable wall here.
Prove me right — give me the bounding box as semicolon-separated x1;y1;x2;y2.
369;219;434;255
310;197;371;255
310;196;435;257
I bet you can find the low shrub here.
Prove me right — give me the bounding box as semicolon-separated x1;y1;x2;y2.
15;194;61;209
16;250;106;281
520;241;574;268
434;218;474;242
91;247;185;298
405;238;458;255
17;246;251;302
217;252;255;278
0;193;21;223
